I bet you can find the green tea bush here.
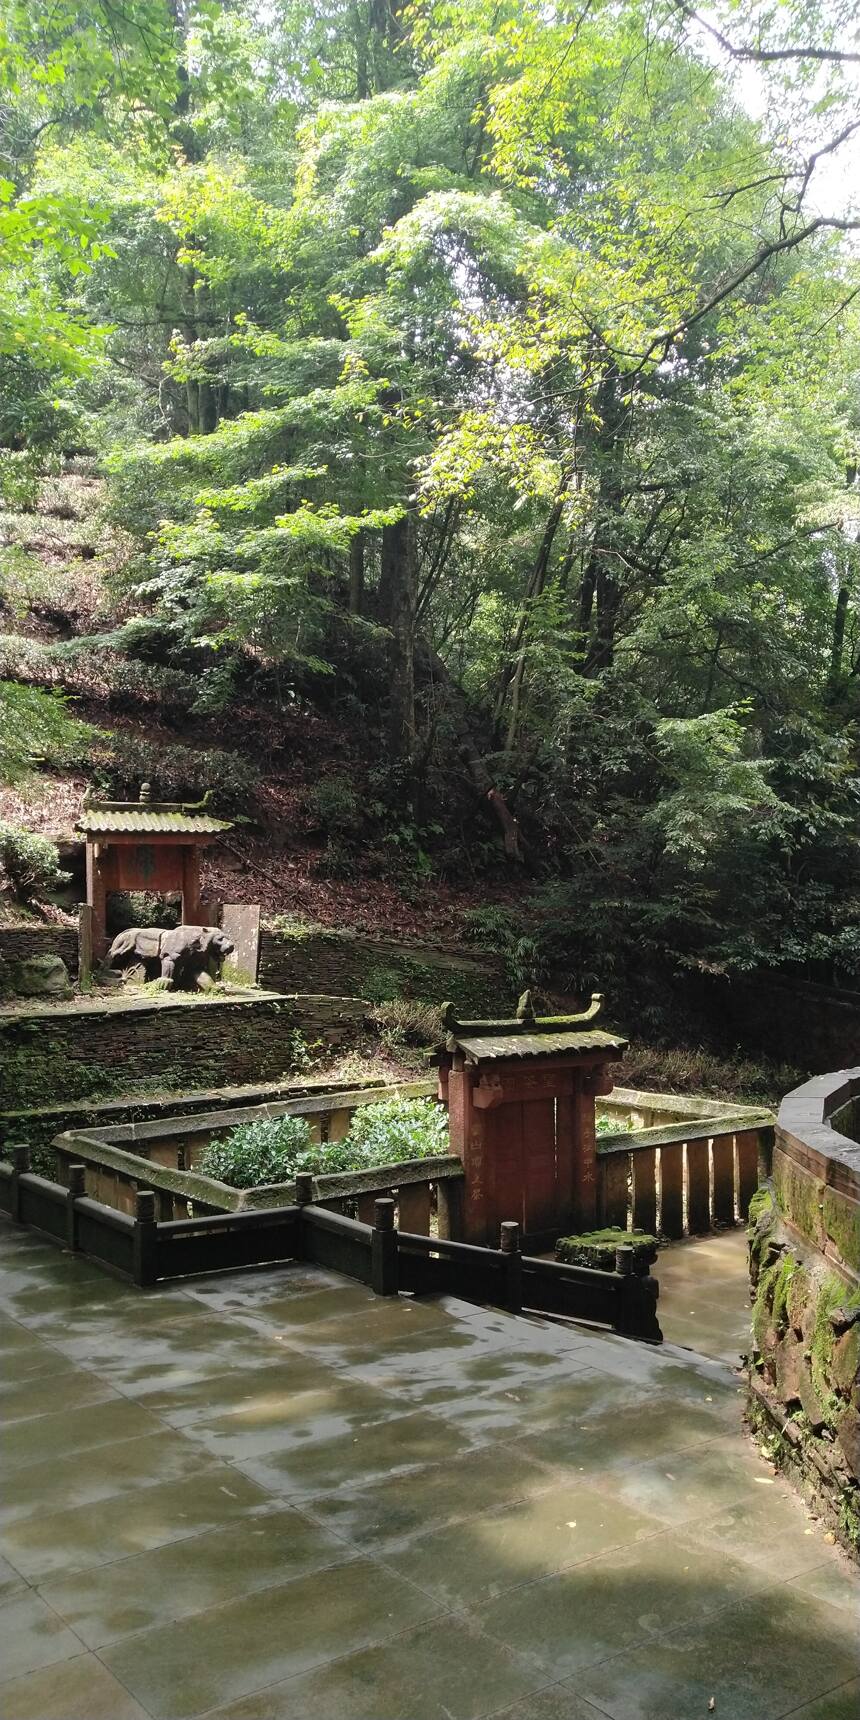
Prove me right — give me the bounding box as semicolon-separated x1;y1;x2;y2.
340;1096;448;1164
198;1115;314;1188
198;1095;449;1189
0;822;69;902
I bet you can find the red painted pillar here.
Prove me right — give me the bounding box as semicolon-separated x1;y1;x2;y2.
570;1071;598;1231
554;1071;576;1233
86;840;108;959
181;846;202;926
447;1056;497;1245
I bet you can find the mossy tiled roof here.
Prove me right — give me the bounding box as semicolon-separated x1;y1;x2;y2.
440;992;627;1061
76;808;231;836
453;1028;628;1061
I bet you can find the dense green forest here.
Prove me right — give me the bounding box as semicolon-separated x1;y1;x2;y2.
2;0;860;1007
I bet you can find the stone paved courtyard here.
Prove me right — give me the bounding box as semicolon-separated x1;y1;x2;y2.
1;1217;859;1720
653;1228;754;1366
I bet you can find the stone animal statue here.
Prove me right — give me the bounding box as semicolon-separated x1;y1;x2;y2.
107;925;234;991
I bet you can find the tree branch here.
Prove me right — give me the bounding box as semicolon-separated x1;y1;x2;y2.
670;3;860;64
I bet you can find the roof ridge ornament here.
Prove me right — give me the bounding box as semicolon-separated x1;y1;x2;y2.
441;991;605;1042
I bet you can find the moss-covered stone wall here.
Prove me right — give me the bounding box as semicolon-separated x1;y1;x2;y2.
259;922;506;1016
748;1185;860;1559
0;992;368;1122
0;924;79;978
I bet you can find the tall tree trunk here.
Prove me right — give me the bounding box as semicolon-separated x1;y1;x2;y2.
352;1;370;97
419;646;524;863
829;578;850;699
381;513;417;759
349;531;365;615
581;362;629;676
499;481;568;753
182;265;217;436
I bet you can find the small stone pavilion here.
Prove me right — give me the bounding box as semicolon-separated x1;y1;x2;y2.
437;991;627;1248
76;785;231;959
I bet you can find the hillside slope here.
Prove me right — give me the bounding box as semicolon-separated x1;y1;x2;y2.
0;466;518;942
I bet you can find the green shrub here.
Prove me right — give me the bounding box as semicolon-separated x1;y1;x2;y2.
596;1114;634;1136
0;450;41;513
340;1095;448;1164
461;904;520;951
370;998;442;1048
0;823;69;902
107;891;181;933
198;1115;314;1188
90;735;259;814
307;775;363;836
313;838;358;879
198;1095;449;1189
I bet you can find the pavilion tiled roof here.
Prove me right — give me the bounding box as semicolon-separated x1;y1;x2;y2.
76;806;231;837
453;1028;628;1061
440;991;627;1062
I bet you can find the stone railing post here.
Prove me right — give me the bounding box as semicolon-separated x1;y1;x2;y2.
371;1197;398;1297
614;1243;661;1342
133;1188;158;1287
294;1172;314;1206
500;1220;523;1313
66;1163;86;1251
9;1143;30;1223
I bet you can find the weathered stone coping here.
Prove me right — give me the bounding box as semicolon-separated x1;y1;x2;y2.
598;1107;774;1156
773;1070;860;1277
0;989;367;1020
0;989;271;1019
1;1072;415;1137
603;1087;746;1120
777;1069;860;1206
53;1128;463;1214
84;1080;436;1149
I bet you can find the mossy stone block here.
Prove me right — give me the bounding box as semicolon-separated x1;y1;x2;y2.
798;1356;828;1432
832;1322;860;1397
555;1227;657;1275
786;1262;814;1338
822;1188;860;1275
775;1331;804;1406
835;1400;860;1482
11;955;72;998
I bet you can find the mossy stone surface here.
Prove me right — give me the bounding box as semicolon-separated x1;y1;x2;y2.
835;1399;860;1482
774;1332;804;1406
773;1154;824;1250
808;1275;853;1432
786;1261;814;1337
555;1228;658;1274
10;955;72;999
831;1322;860;1397
822;1188;860;1275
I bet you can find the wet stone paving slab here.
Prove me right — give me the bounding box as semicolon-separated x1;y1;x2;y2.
0;1218;858;1720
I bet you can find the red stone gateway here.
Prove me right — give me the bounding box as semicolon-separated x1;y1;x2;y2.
76;783;232;959
437;990;628;1249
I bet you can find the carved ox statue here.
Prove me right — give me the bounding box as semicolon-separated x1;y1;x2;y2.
107;925;235;991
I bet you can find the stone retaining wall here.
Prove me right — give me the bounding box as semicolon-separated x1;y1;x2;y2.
0;1069;393;1157
0;923;78;978
748;1070;860;1559
260;924;506;1015
0;991;368;1114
